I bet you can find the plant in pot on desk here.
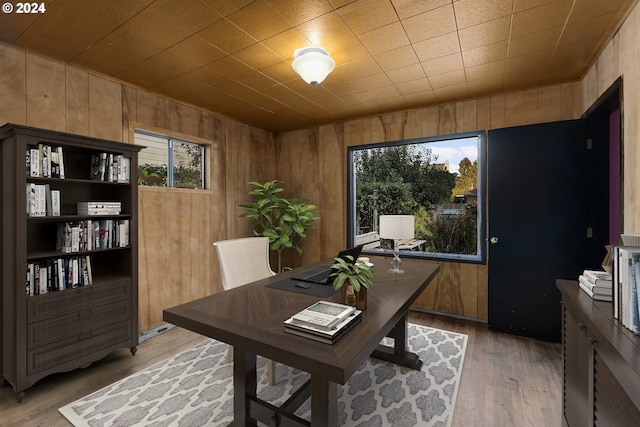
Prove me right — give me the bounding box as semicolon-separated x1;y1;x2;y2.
330;256;373;311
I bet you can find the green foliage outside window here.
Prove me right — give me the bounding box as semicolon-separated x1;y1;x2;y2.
354;142;479;256
173;141;203;189
137;162;203;189
173;165;202;189
135;131;204;189
138;164;167;186
425;200;478;254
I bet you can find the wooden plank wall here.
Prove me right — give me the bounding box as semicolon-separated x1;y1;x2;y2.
2;0;639;331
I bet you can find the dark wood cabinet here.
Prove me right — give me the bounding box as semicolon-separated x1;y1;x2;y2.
563;307;592;426
558;279;640;426
0;124;141;401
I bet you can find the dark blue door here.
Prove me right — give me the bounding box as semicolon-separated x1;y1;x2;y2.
488;120;589;342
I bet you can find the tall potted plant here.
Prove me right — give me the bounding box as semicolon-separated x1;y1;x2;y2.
330;256;373;310
239;180;319;273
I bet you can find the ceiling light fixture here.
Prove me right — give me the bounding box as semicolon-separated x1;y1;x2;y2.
292;46;335;86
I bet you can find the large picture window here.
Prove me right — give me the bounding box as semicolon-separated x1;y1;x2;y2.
347;132;486;263
134;130;206;189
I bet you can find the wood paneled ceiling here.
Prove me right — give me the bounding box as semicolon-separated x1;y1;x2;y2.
0;0;635;132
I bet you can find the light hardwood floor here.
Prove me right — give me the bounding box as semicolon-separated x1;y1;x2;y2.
0;312;563;426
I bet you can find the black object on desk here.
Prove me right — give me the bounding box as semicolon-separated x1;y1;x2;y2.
267;277;338;297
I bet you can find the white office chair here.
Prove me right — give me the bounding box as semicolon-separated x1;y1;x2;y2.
213;237;278;385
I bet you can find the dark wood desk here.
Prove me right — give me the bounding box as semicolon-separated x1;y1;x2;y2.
164;256;439;427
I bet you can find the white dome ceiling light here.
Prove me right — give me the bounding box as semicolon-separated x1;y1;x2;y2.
292;46;336;86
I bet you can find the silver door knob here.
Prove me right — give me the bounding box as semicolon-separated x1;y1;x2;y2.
490;237;499;244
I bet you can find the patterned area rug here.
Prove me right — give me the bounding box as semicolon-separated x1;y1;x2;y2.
59;324;467;427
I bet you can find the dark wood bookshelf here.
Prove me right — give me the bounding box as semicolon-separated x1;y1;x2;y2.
0;123;142;401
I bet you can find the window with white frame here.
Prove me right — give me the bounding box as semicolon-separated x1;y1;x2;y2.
134;130;205;189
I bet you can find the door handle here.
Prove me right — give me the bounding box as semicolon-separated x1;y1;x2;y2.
490;237;499;244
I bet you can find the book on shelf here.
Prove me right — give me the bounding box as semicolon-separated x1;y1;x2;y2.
611;245;640;334
26;183;46;217
29;147;39;177
99;220;111;248
107;153;114;181
57;146;65;179
46;261;53;292
41;144;50;178
44;184;52;216
56;258;64;290
85;255;93;285
56;219;128;252
71;258;79;288
285;309;362;344
26;255;92;296
57;223;70;253
99;219;129;248
77;201;121;215
90;152;130;183
26;144;64;178
26;263;35;296
119;219;129;247
90;152;107;180
289;300;356;331
26;183;37;216
39;266;47;295
26;183;60;217
51;148;60;178
50;190;60;216
120;156;130;183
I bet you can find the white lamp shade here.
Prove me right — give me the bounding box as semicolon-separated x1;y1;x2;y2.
292;46;335;85
379;215;414;240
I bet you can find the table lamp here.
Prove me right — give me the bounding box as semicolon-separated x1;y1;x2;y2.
379;215;415;274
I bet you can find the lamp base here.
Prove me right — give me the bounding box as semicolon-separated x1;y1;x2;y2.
388;243;404;274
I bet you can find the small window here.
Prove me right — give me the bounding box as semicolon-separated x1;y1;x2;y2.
135;130;205;189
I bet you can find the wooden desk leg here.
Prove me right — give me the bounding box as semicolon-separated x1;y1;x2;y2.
371;313;423;370
391;313;409;355
233;347;257;427
311;376;338;427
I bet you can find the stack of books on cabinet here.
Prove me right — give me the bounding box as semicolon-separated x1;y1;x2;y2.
1;123;141;401
284;301;362;344
578;269;613;302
